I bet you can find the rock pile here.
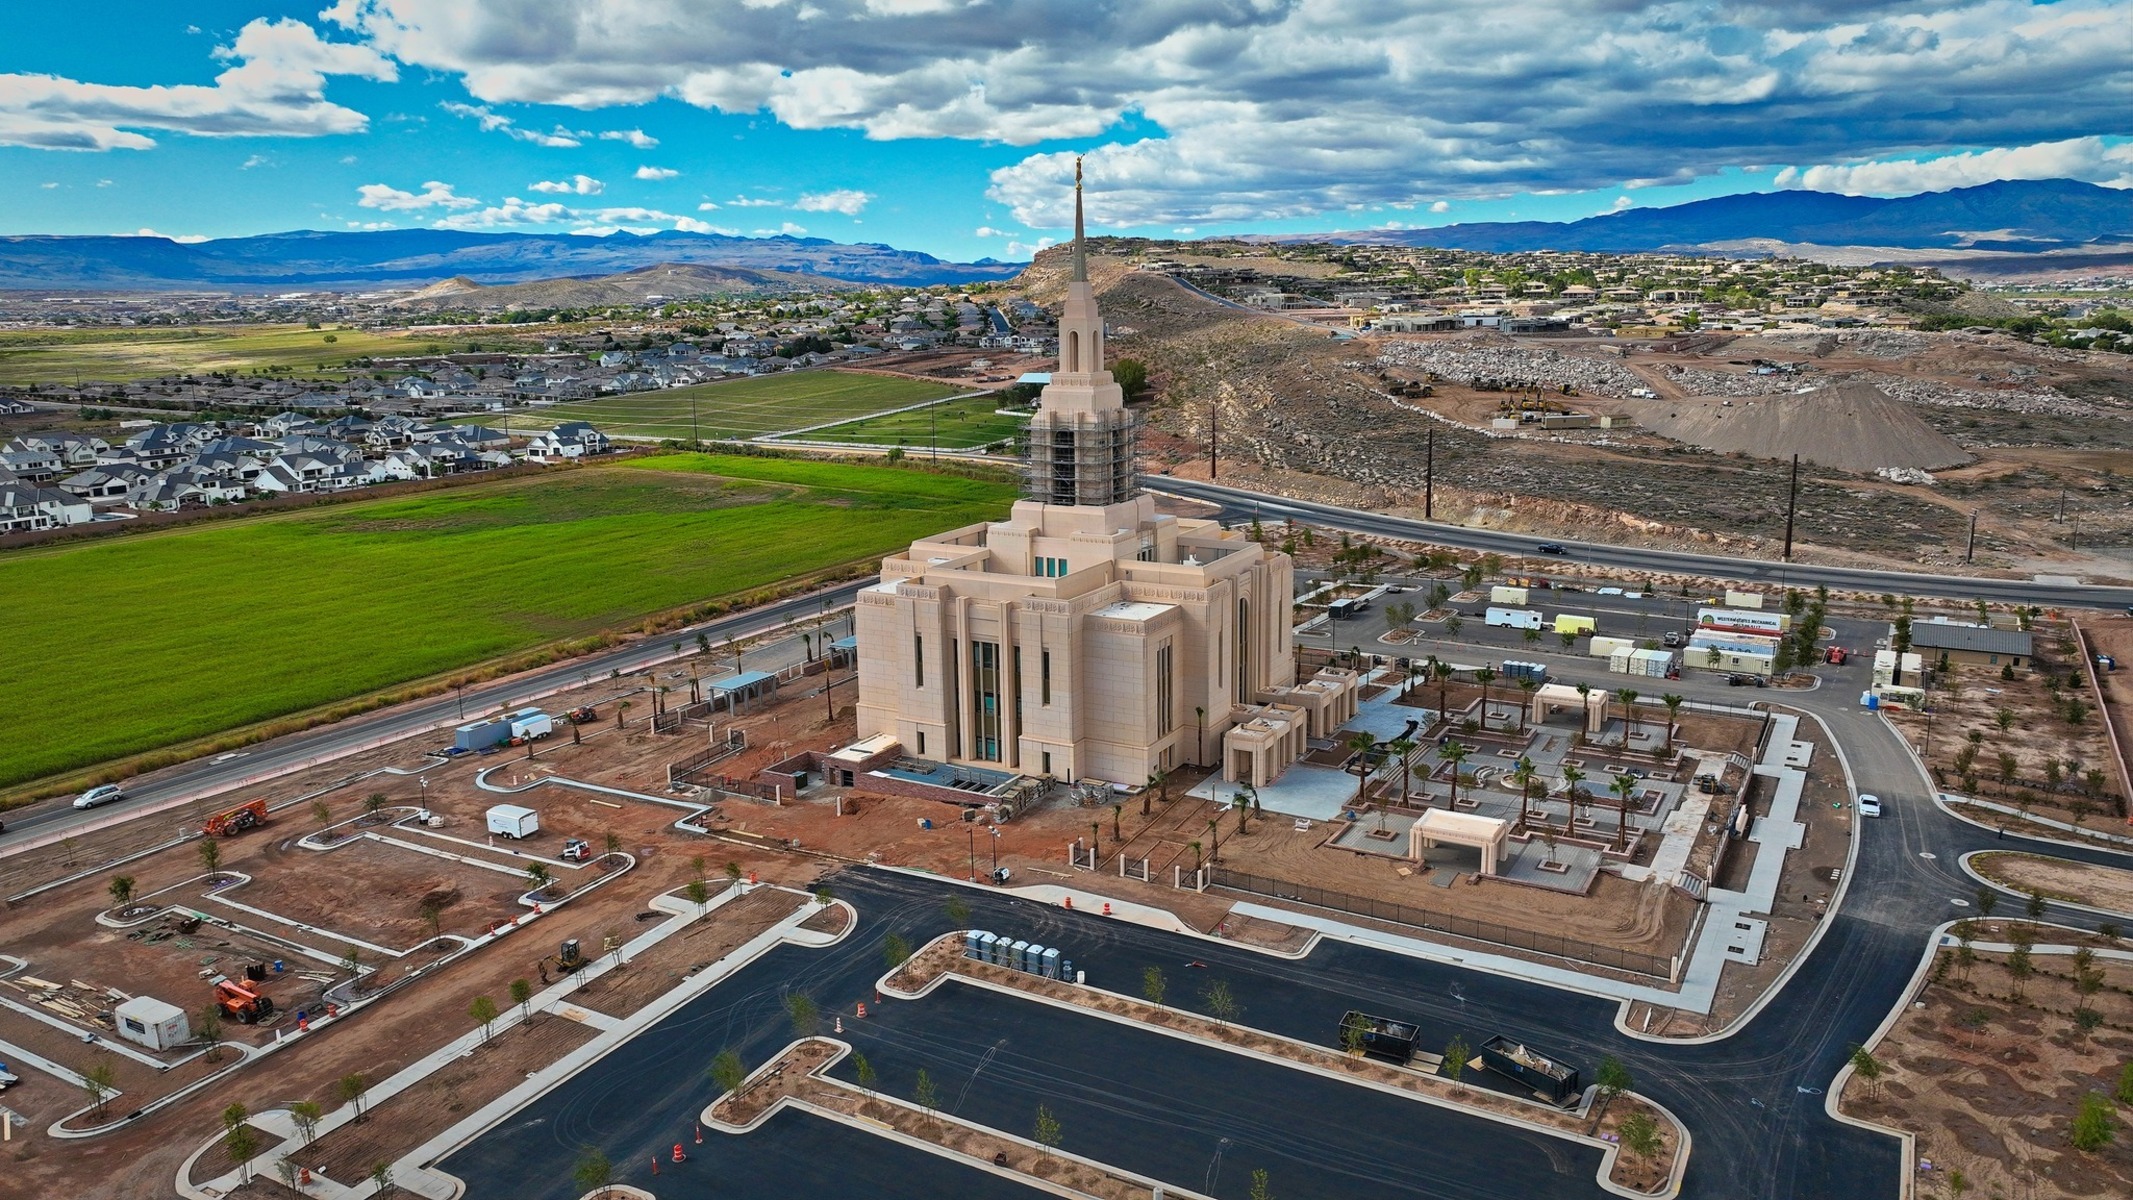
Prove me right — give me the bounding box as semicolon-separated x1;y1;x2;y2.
1376;335;1648;397
1629;379;1971;472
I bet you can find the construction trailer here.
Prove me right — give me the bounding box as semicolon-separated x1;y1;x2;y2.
114;995;190;1051
1695;607;1792;638
1688;633;1776;676
485;804;540;839
1609;648;1677;678
1485;607;1544;631
203;798;268;837
1589;635;1636;658
506;708;554;741
1552;614;1596;636
1723;589;1765;609
1489;586;1529;606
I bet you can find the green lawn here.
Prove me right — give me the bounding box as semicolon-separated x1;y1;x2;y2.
497;371;969;441
779;394;1030;450
0;325;537;385
1;456;1013;787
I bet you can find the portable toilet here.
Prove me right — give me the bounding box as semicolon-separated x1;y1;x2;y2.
1041;947;1062;979
1024;944;1045;975
114;995;190;1052
1009;940;1030;972
967;930;990;960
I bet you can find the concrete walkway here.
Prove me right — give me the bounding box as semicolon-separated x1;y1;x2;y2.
176;882;844;1200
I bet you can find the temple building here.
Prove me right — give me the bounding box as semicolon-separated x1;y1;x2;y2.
852;162;1298;785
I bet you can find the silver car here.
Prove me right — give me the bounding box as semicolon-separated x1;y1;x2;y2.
73;784;125;810
1856;794;1883;818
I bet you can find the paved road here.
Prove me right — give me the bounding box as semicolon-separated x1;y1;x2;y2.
1152;476;2133;608
0;581;866;846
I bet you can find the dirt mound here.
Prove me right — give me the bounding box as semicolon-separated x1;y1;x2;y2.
1629;378;1972;472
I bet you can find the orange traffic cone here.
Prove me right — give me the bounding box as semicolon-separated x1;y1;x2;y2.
835;1016;844;1033
673;1143;686;1163
856;1002;868;1018
695;1124;703;1145
652;1157;659;1176
1063;896;1073;910
1103;902;1113;916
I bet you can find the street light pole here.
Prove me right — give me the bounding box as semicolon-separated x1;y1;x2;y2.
967;826;977;882
990;826;1002;881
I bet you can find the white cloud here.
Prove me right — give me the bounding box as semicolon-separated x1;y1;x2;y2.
339;154;358;164
696;200;720;210
972;225;1012;238
1775;136;2133;195
433;196;569;229
1609;195;1634;211
95;179;113;187
724;195;780;207
356;179;477;210
131;228;209;243
1005;236;1056;257
0;17;391;151
599;128;657;148
1429;201;1451;214
634;165;680;180
673;216;737;235
793;188;872;215
347;220;397;230
755;222;808;236
439;101;582;146
39;181;57;189
317;0;2131;224
241;153;269;169
530;174;604;195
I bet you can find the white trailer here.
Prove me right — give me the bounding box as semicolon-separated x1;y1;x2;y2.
114;995;190;1052
1485;607;1544;631
507;707;553;741
486;804;540;839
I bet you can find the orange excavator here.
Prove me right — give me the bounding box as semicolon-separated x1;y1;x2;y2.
213;977;275;1024
203;798;269;837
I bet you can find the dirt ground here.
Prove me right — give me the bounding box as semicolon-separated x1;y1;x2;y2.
1841;947;2133;1199
1885;613;2128;827
1973;852;2133;917
287;1014;600;1189
573;886;803;1020
236;835;527;946
2078;614;2133;818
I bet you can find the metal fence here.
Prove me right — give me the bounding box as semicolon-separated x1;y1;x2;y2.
1207;867;1676;981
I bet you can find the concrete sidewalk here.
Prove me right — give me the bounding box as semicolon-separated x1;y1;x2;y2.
176;882;841;1200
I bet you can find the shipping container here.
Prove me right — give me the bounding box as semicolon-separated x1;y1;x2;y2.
1724;589;1765;610
1589;635;1635;658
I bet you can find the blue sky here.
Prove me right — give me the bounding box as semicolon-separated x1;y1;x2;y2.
3;1;2128;262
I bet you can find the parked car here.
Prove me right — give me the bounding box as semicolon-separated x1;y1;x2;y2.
1662;631;1683;647
1536;543;1568;555
73;784;124;810
1856;794;1883;818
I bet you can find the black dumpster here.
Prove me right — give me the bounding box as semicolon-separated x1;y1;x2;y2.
1480;1034;1581;1105
1339;1011;1421;1065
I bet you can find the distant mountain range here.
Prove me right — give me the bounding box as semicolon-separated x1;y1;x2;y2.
1281;180;2133;255
0;228;1023;293
393;263;853;307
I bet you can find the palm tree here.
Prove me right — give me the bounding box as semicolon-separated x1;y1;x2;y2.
1560;763;1588;823
1389;736;1418;807
1345;731;1379;807
1574;682;1592;736
1431;657;1455;720
1659;693;1685;757
1512;756;1538;834
1515;678;1540;732
1607;773;1637;851
1613;688;1640;748
1473;667;1497;730
1441;741;1471;808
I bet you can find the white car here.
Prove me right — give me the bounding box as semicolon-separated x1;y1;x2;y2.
1856;794;1883;818
72;784;124;810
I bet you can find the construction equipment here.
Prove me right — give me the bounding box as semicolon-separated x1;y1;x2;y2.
564;705;598;724
203;798;269;838
560;838;592;862
537;938;587;982
212;978;275;1025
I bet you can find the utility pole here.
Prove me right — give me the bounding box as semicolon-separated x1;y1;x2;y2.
1781;453;1800;562
1208;392;1218;480
1424;425;1434;521
1964;510;1978;564
690;396;700;446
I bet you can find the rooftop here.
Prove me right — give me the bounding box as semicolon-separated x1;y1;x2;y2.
1905;622;2033;656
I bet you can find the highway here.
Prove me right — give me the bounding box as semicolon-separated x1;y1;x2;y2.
1151;475;2133;609
0;579;869;847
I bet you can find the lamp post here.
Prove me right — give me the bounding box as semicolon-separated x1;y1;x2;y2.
990;826;1002;882
967;826;977;883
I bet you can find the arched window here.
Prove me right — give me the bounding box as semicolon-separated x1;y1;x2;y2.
1065;330;1081;373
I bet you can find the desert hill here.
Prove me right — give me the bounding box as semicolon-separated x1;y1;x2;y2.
390;263;847;308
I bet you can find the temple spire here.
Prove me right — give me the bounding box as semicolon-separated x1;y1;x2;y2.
1070;155;1087;283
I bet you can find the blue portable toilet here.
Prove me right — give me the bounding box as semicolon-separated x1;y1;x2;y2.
1041;947;1061;979
1862;691;1879;710
965;930;986;959
1008;940;1030;972
1024;944;1045;975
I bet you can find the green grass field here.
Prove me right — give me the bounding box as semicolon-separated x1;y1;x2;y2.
494;371;969;441
0;325;536;385
1;455;1013;787
780;394;1030;450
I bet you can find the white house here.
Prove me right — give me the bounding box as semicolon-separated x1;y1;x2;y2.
527;422;611;461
